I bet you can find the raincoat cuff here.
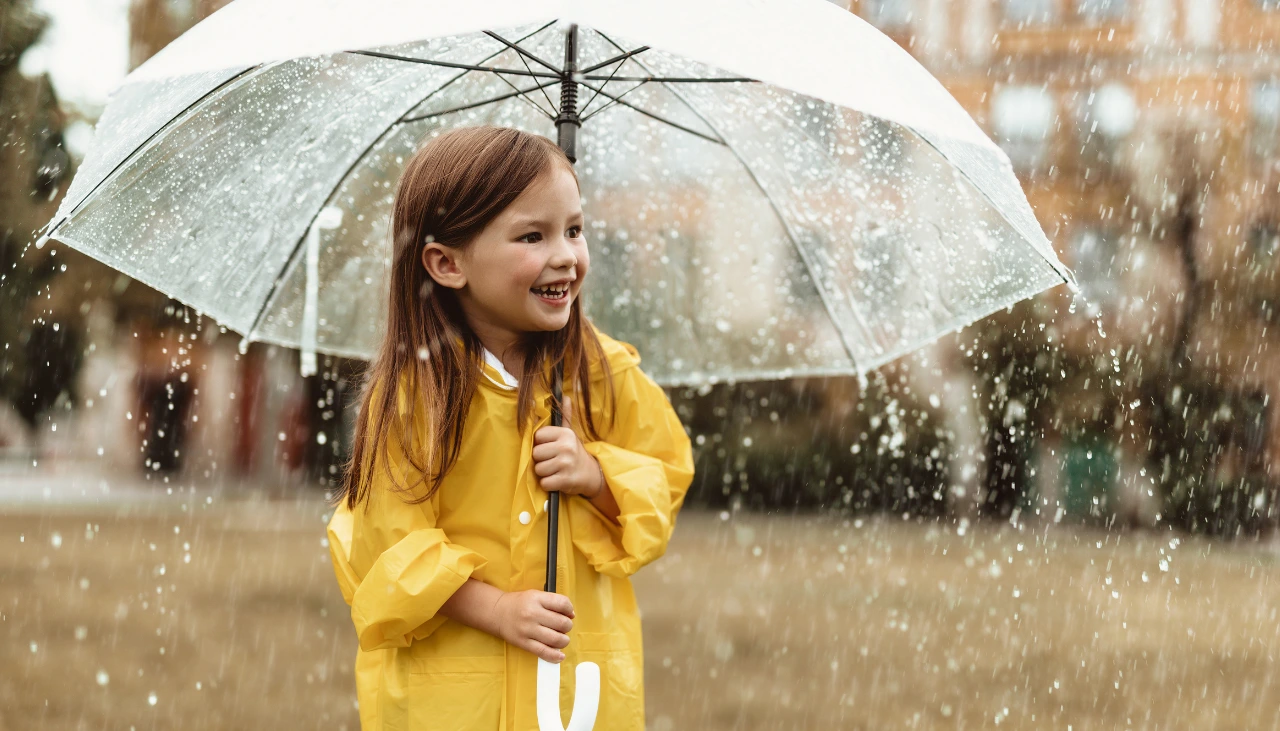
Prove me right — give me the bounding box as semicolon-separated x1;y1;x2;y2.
350;528;488;651
571;441;674;579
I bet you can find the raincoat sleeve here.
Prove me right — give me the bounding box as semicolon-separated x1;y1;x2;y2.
571;365;695;579
326;414;489;652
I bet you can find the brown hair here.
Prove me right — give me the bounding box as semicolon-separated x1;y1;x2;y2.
334;126;614;509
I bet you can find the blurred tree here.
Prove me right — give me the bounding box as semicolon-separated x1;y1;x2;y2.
0;0;77;433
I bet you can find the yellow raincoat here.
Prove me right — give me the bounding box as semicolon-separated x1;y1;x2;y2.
326;328;695;730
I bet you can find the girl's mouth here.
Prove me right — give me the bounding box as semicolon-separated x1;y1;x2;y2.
531;282;571;306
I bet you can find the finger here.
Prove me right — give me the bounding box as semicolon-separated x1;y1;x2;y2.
531;440;561;463
534;625;571;650
534;426;571;448
538;609;573;634
526;639;566;663
533;459;560;478
539;592;575;618
539;474;564;492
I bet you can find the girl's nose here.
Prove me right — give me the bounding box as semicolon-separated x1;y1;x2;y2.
549;237;578;270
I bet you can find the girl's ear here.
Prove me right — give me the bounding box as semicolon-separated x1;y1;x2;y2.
422;243;466;290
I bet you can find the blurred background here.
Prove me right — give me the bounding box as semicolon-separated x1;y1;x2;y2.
3;0;1280;729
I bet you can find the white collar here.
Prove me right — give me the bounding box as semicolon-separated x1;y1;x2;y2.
481;347;519;390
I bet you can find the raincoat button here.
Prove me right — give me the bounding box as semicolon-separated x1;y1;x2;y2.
543;500;548;511
519;511;531;525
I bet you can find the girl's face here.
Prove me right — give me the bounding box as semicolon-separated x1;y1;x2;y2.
424;164;588;343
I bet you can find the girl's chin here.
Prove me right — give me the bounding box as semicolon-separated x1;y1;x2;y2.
527;311;572;331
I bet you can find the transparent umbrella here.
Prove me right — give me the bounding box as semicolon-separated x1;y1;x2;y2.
37;0;1075;388
35;3;1076;728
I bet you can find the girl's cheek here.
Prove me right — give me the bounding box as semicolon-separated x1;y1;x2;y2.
511;250;546;285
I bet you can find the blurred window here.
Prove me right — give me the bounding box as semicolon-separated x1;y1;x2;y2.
1250;79;1280;163
1076;0;1128;21
992;85;1056;174
1070;226;1120;313
1074;83;1136;172
1001;0;1056;24
862;0;913;29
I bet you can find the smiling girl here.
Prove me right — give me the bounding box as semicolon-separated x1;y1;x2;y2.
326;126;695;730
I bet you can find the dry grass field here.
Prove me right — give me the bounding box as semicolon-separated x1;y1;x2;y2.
2;471;1279;730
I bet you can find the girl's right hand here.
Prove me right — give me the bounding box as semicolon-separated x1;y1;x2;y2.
493;590;575;663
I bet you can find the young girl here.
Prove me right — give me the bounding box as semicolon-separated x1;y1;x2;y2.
326;126;695;731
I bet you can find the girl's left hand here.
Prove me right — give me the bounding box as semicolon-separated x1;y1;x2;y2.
533;394;604;499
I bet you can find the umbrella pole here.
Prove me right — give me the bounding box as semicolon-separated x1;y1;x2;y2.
546;22;580;597
536;23;599;731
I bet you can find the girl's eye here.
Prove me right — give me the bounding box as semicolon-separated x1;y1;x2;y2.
568;226;582;238
519;232;542;243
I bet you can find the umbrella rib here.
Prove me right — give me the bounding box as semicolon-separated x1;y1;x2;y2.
399;79;562;124
348;50;559;79
490;71;558;121
580;74;756;83
578;55;632;118
592;31;870;369
579;46;651;75
580;80;649;123
576;80;725;146
501;36;561;114
482;30;563;75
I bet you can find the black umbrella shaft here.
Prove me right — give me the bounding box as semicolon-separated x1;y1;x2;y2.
546;23;579;595
556;23;580;164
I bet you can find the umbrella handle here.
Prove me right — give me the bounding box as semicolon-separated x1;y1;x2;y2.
540;362;599;730
537;657;600;731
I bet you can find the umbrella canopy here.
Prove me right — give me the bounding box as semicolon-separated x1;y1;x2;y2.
38;0;1075;385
